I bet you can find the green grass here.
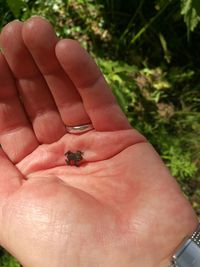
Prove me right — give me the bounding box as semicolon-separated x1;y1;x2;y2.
0;248;20;267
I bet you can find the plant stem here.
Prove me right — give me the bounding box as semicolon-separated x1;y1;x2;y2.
130;0;173;45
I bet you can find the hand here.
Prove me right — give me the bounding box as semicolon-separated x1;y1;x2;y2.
0;17;198;267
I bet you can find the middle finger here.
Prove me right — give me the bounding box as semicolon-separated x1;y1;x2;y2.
22;16;91;127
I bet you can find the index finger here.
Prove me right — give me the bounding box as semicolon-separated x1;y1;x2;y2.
55;40;131;131
0;53;38;163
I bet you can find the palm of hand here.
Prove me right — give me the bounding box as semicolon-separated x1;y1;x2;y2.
0;129;184;267
0;17;197;267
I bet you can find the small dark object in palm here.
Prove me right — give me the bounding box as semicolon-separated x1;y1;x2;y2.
65;150;84;167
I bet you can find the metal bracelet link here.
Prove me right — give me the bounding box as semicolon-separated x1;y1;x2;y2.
169;224;200;267
191;224;200;247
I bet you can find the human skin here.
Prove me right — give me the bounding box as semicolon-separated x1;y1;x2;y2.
0;17;198;267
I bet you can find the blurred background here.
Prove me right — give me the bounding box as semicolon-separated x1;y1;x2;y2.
0;0;199;266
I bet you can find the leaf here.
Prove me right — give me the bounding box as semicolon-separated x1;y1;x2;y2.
6;0;25;18
181;0;200;33
112;83;128;113
158;33;171;63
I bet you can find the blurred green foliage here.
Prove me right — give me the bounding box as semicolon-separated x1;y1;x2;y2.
0;0;200;266
0;247;20;267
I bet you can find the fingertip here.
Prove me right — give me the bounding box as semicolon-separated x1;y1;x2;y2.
55;39;101;88
0;20;23;46
1;19;22;32
22;16;56;48
56;38;81;49
55;39;84;64
23;16;53;33
23;15;50;28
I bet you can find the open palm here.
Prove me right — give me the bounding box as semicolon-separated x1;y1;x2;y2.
0;17;197;267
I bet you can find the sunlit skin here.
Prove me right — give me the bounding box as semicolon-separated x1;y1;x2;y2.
0;17;198;267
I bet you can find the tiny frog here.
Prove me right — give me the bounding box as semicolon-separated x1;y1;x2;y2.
65;150;84;167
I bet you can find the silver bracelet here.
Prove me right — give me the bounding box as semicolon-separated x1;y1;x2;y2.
170;224;200;267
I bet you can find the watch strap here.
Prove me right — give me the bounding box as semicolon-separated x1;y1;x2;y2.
191;224;200;246
170;224;200;267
